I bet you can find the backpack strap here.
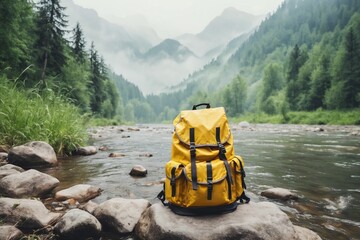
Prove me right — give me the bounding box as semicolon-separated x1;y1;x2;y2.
216;127;233;200
190;128;198;190
157;188;168;206
206;161;213;200
238;191;251;204
238;158;247;190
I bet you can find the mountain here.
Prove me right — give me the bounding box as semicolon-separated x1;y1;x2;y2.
62;0;160;56
143;39;197;63
62;0;262;94
176;7;263;58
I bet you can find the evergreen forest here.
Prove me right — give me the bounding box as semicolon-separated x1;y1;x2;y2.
145;0;360;123
1;0;360;127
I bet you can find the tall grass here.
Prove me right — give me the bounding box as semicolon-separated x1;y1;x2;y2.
0;79;89;155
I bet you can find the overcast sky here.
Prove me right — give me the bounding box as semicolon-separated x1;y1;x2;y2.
72;0;284;38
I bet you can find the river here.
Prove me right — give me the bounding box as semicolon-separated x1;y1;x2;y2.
43;124;360;240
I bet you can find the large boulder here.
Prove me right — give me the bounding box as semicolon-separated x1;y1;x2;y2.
0;169;59;198
134;202;321;240
0;197;61;229
93;198;150;234
8;141;57;167
0;225;23;240
53;209;102;240
55;184;102;202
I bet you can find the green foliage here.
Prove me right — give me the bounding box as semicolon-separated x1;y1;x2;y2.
0;0;34;78
71;22;87;63
59;56;91;112
259;63;284;114
0;79;89;155
239;109;360;125
222;75;247;117
34;0;68;82
88;117;122;126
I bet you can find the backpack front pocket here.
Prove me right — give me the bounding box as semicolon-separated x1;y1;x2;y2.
182;159;234;207
231;155;247;198
164;161;186;206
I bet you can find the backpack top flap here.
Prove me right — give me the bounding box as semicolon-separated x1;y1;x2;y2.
173;107;231;146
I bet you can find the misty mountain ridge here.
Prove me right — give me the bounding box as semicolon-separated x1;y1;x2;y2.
62;0;261;94
176;7;263;58
143;39;197;63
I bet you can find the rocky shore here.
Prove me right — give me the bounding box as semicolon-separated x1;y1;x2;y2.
3;123;356;239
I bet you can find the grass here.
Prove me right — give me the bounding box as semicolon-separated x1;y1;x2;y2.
0;79;89;156
235;109;360;125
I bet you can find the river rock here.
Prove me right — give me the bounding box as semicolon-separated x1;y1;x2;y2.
0;168;22;179
98;145;109;151
0;197;61;229
0;225;24;240
7;141;57;167
0;164;24;172
239;121;251;128
129;165;147;177
75;146;97;156
108;152;126;157
261;187;299;200
135;202;321;240
80;200;99;214
55;184;102;203
0;169;59;198
53;209;102;240
93;197;150;234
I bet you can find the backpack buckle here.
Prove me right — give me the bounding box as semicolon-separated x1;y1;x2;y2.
190;142;196;156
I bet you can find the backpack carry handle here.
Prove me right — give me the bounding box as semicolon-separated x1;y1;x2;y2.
192;103;211;110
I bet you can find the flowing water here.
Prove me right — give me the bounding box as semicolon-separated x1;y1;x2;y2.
43;124;360;240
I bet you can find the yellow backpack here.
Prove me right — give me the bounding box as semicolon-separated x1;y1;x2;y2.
158;103;249;215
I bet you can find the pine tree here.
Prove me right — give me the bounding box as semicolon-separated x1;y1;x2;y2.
286;44;308;110
308;53;331;110
222;75;247;116
260;63;284;114
34;0;68;84
341;26;360;108
0;0;34;78
71;22;87;63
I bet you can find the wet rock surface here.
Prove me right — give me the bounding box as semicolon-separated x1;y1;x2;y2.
0;169;59;198
8;141;57;167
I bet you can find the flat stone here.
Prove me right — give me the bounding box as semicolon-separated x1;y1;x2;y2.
0;169;59;198
55;184;102;203
0;197;61;229
94;197;150;234
135;202;321;240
